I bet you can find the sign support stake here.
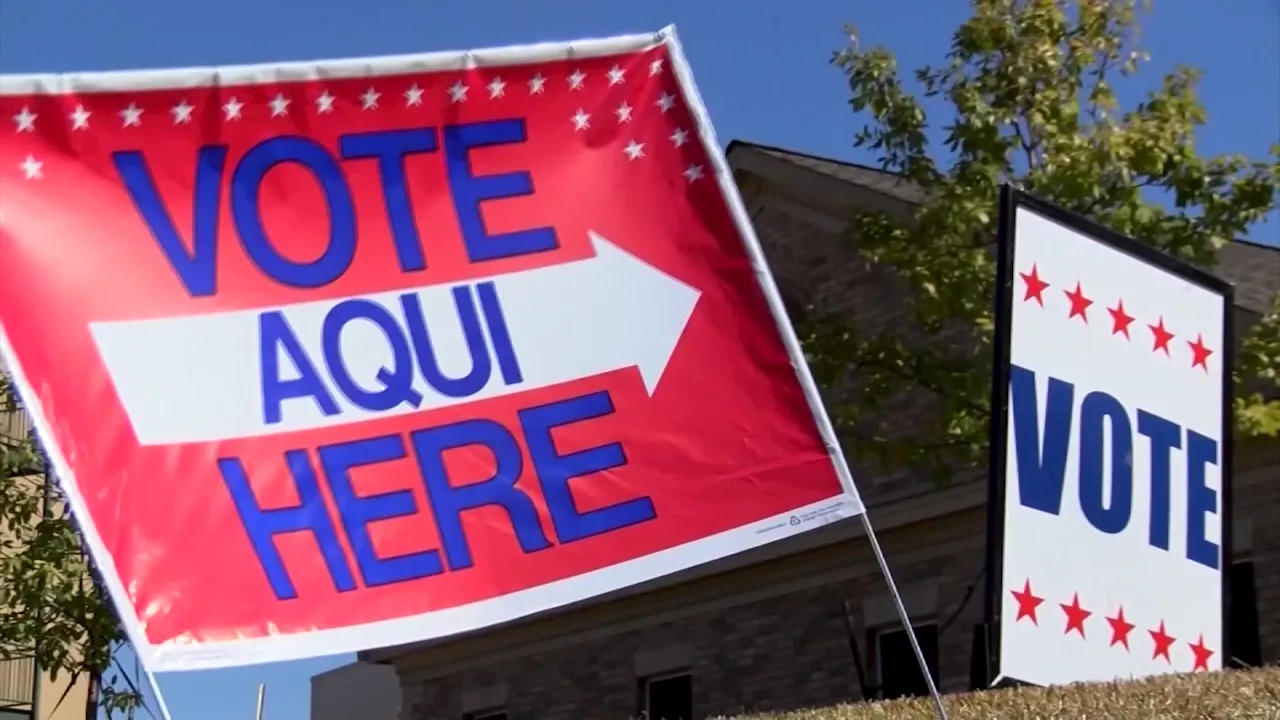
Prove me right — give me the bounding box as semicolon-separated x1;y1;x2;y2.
859;513;950;718
665;27;948;720
142;666;175;720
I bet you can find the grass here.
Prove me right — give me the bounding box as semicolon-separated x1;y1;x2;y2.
720;667;1280;720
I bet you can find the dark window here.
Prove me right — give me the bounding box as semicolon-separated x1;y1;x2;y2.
872;623;940;700
641;672;693;720
1229;560;1261;668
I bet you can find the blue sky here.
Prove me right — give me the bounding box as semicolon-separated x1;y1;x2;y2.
0;0;1276;718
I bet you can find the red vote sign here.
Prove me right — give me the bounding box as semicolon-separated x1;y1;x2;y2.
0;28;862;670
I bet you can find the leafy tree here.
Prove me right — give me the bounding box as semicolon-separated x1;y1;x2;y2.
807;0;1280;479
0;373;144;718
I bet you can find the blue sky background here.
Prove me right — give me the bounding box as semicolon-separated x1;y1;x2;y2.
0;1;1276;718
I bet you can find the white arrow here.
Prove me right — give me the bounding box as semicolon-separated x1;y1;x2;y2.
89;231;702;445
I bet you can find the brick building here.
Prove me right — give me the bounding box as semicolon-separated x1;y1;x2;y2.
0;361;93;720
358;141;1280;720
311;661;401;720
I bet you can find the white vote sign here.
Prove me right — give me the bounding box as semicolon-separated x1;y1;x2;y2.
988;188;1232;687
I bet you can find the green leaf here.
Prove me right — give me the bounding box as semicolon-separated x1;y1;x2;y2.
1;376;139;717
822;0;1280;483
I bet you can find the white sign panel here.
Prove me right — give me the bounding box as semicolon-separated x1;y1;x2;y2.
990;190;1231;687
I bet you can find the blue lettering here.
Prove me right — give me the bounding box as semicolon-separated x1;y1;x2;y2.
520;391;655;543
400;287;492;398
260;310;341;424
264;283;529;425
1009;365;1073;515
1137;409;1180;551
224;391;647;597
1186;430;1220;570
231;136;357;289
338;128;438;273
112;146;228;297
410;419;553;570
476;281;524;385
443;119;559;262
319;434;444;587
1077;391;1133;535
1008;369;1225;566
120;120;571;294
218;452;357;601
321;299;423;412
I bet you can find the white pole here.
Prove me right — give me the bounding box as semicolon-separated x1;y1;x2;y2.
142;669;173;720
255;683;266;720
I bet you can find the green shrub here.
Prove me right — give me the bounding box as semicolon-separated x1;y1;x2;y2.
719;667;1280;720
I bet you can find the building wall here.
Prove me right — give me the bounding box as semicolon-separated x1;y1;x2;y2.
381;155;1278;718
0;662;90;720
1235;440;1280;663
311;662;401;720
1;365;93;720
733;161;950;505
391;440;1277;720
34;672;92;720
394;505;988;720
